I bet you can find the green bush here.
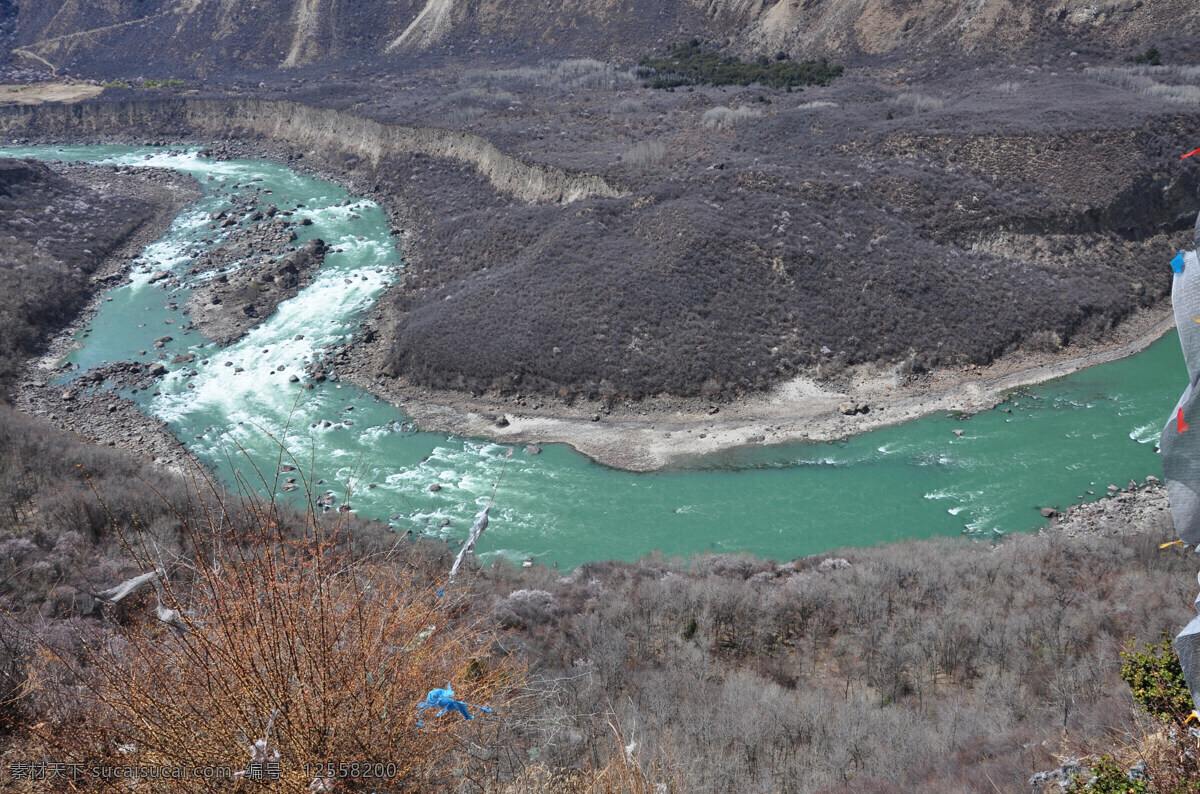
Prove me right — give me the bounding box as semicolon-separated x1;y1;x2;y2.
1119;635;1193;722
637;41;842;90
1068;756;1148;794
1127;47;1161;66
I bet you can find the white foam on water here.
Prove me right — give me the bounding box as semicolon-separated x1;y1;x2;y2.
1131;421;1163;444
963;512;994;534
914;453;955;467
148;165;398;442
796;457;838;466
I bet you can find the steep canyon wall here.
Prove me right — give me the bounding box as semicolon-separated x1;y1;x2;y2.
0;98;619;204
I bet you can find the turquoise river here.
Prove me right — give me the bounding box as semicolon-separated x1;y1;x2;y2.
3;145;1185;568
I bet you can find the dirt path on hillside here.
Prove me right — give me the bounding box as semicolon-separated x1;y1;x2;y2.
0;82;102;105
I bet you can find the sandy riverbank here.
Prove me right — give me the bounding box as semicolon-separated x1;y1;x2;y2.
342;304;1177;472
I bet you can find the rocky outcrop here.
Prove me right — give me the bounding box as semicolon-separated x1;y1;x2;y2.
0;98;620;204
187;237;328;346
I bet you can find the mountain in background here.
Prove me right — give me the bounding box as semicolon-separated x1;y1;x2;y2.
2;0;1198;77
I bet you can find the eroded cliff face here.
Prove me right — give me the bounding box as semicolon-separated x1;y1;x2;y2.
694;0;1200;59
0;98;619;204
4;0;1197;76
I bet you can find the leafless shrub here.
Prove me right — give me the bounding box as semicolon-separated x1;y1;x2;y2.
1145;83;1200;105
465;59;638;93
498;726;688;792
690;552;770;579
493;588;560;628
620;140;666;167
16;463;522;792
442;86;516;107
893;92;945;113
1023;329;1063;352
476;512;1194;792
443;106;487;126
701;105;763;130
610;97;645;115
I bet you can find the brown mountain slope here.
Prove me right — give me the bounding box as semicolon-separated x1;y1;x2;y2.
3;0;1199;77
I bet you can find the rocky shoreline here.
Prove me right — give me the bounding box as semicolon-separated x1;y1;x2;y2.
1041;475;1172;541
336;302;1176;472
15;162;203;470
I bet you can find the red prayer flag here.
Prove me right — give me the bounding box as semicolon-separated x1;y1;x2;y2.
1182;147;1200;159
1180;408;1190;433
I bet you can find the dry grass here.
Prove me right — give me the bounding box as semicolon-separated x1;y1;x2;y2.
700;105;763;131
893;92;945;113
1085;65;1200;106
620;141;666;167
0;82;103;106
11;460;520;792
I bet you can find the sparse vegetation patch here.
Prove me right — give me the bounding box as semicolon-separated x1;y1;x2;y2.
893;91;945;113
700;105;762;130
463;59;638;93
620;140;666;166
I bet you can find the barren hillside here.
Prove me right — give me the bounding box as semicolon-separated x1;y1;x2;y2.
2;0;1198;76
